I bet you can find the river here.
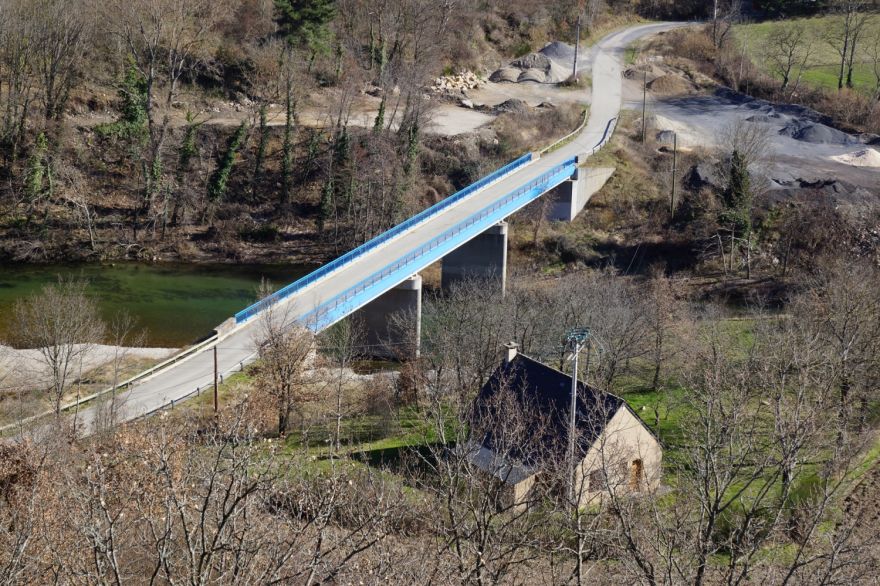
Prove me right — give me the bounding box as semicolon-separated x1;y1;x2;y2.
0;262;313;348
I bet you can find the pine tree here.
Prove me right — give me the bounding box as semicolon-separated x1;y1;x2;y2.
274;0;335;51
207;122;248;202
721;149;751;235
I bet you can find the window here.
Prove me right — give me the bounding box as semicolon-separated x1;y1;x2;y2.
629;459;644;491
589;468;607;491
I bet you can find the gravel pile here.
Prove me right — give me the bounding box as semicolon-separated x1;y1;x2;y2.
778;120;854;145
490;41;576;85
492;98;531;114
831;148;880;168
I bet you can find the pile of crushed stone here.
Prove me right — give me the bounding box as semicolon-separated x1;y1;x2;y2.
492;98;531;114
778;119;854;145
647;74;692;95
831;148;880;167
490;41;576;84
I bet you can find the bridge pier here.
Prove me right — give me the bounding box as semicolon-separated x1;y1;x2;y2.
441;221;508;295
548;167;616;221
353;274;422;360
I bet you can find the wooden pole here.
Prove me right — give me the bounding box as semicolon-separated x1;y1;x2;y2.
213;345;219;413
671;132;677;219
568;339;580;505
572;13;581;80
642;70;648;143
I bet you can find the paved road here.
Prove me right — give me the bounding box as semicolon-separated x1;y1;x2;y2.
35;22;682;437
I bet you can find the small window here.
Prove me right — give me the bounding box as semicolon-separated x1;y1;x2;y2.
629;459;644;491
589;468;606;491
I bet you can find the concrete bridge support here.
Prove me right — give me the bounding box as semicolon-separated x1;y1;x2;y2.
548;167;616;221
441;221;508;295
353;274;422;360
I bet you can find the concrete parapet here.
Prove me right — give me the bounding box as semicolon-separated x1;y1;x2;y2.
353;274;422;360
441;221;508;295
213;317;237;339
548;167;616;221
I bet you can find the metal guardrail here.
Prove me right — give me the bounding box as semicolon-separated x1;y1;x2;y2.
539;108;589;155
234;152;534;324
591;117;618;155
300;157;578;332
0;335;219;434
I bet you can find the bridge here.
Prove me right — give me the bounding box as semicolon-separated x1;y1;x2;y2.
8;22;681;437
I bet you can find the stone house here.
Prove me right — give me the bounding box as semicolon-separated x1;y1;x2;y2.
466;344;662;508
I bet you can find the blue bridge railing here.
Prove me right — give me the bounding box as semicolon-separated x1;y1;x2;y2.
234;152;534;324
300;157;578;332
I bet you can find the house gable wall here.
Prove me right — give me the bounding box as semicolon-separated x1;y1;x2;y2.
575;406;662;507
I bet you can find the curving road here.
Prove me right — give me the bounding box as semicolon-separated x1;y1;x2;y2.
27;22;683;438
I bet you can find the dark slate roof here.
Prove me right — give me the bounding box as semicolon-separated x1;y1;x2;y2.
473;354;625;465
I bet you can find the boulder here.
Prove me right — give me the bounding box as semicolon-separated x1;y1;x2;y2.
684;162;723;191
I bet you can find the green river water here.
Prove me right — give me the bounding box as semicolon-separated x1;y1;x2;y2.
0;262;313;347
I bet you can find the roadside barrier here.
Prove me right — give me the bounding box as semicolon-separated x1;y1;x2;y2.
300;157;578;332
0;334;219;434
234;152;535;324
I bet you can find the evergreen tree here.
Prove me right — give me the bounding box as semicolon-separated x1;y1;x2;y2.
177;112;201;181
318;178;334;233
252;104;269;196
373;97;385;134
97;59;148;141
207;122;247;202
721;149;752;235
25;132;49;203
274;0;335;51
332;127;352;212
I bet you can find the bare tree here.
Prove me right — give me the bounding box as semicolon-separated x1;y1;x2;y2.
31;0;90;121
253;283;315;436
864;25;880;99
12;278;105;416
711;0;742;48
93;310;146;433
409;367;553;585
766;21;816;96
0;0;37;165
318;318;365;453
104;0;226;216
795;258;880;444
824;1;874;90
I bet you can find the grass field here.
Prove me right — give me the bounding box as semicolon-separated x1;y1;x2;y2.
734;16;878;94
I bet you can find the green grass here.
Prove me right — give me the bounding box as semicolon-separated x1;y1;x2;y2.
625;42;642;66
734;16;878;94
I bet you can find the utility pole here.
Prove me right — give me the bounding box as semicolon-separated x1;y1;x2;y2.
566;327;590;505
670;132;677;219
572;12;581;80
642;70;648;143
213;345;219;413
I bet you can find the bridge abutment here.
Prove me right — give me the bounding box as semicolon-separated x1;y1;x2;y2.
353;274;422;360
548;167;615;221
441;221;508;295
